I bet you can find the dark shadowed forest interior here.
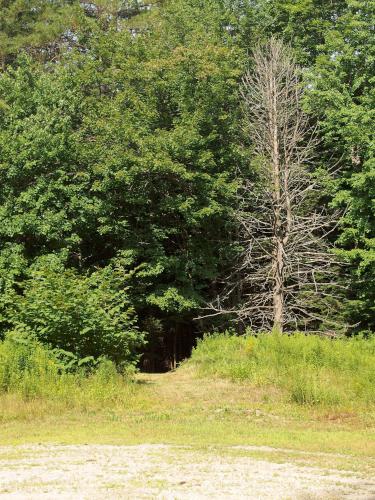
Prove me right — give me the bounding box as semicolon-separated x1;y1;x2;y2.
0;0;373;372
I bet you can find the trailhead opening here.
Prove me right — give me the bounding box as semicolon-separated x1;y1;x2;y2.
140;322;198;373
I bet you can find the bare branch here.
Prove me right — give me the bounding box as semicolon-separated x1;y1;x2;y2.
201;38;346;334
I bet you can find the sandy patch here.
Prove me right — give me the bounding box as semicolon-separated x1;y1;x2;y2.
0;444;374;499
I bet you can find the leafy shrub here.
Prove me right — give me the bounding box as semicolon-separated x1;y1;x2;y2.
3;258;145;366
189;332;375;407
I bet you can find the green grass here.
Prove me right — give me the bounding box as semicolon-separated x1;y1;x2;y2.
189;332;375;408
0;336;138;410
0;333;374;465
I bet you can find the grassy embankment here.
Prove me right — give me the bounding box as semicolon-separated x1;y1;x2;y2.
0;333;374;468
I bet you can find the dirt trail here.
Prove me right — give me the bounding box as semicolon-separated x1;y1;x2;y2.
1;443;375;499
136;369;268;407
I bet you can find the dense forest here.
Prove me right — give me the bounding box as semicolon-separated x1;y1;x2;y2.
0;0;373;370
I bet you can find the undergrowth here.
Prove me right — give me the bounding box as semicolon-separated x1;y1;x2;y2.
189;332;375;407
0;335;137;411
2;331;375;414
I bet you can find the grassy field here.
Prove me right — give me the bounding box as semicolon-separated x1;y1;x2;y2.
1;333;375;472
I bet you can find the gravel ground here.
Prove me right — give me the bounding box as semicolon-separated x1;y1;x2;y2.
0;444;374;499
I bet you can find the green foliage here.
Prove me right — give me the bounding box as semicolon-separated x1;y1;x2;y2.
73;2;242;318
0;57;90;260
2;258;144;364
305;0;375;332
190;333;375;407
0;1;244;349
0;0;78;67
239;0;347;64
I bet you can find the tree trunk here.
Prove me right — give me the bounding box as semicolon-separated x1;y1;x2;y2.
270;70;284;332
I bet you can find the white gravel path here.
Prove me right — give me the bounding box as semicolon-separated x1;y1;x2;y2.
0;444;374;499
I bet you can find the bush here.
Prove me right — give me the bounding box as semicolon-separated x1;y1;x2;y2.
189;332;375;407
3;259;145;366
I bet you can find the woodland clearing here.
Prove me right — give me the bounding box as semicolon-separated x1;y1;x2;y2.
1;368;375;499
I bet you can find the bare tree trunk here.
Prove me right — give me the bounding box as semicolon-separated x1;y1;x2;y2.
269;66;285;331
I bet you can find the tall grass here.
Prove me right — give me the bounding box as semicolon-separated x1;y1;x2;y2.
0;336;138;414
189;333;375;407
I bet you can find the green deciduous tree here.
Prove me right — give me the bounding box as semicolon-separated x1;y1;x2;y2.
0;0;245;360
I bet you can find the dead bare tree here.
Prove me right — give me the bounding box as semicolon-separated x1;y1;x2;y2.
201;38;345;333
